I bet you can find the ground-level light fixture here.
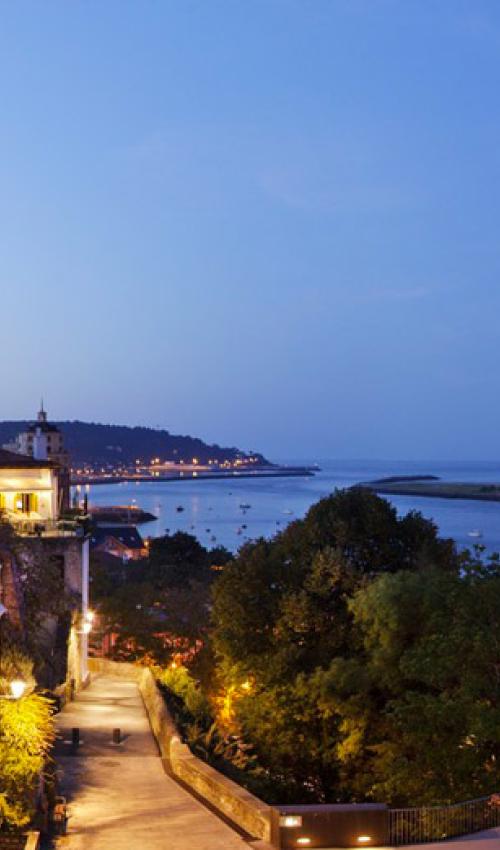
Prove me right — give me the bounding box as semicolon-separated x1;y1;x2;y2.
280;815;302;828
10;679;27;700
296;839;311;846
357;837;373;844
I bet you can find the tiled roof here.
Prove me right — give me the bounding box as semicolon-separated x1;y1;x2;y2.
0;448;55;469
91;525;145;550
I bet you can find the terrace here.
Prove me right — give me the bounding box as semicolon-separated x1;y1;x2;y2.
11;517;86;539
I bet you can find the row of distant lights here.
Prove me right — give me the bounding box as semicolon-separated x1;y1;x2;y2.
281;816;372;847
72;456;260;475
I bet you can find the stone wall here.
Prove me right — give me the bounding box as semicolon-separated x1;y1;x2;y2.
0;837;25;850
88;658;272;842
0;550;24;629
0;833;39;850
14;536;88;689
17;536;84;597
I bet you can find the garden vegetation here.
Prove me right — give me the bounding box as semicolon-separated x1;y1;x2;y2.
92;489;500;806
0;650;54;828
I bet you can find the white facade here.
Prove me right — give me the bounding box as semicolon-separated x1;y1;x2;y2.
15;406;68;467
0;464;59;521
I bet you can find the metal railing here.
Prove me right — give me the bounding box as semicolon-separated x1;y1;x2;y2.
12;518;84;538
389;796;500;845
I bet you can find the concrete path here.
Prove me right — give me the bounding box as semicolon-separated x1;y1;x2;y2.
54;675;253;850
405;828;500;850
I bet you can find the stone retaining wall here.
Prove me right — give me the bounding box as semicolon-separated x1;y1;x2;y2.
0;833;39;850
0;838;25;850
88;658;272;842
88;658;142;681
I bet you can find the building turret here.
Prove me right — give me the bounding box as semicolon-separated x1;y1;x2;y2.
9;404;71;513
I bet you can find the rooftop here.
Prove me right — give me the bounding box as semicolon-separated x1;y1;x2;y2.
0;448;55;469
91;525;145;550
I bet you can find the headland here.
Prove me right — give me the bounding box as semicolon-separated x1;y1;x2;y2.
362;475;500;502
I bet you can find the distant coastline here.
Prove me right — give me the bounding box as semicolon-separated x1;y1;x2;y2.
362;476;500;503
73;465;318;487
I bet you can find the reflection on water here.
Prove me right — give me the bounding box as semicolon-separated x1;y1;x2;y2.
79;459;500;554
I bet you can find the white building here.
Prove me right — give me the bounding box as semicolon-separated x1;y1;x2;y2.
0;445;91;687
0;448;60;522
3;404;71;512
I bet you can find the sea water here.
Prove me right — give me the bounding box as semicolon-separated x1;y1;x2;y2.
81;459;500;554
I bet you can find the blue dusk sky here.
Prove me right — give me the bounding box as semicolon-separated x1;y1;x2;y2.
1;1;499;461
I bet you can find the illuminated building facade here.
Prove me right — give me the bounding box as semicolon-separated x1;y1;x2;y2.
3;404;71;511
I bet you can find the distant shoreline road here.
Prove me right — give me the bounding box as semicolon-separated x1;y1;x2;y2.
72;466;317;487
362;476;500;503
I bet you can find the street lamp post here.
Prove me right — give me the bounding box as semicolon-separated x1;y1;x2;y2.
0;602;26;700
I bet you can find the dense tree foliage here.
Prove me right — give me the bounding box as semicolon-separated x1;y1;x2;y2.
212;489;456;681
339;559;500;804
210;488;500;804
92;532;231;671
91;490;500;806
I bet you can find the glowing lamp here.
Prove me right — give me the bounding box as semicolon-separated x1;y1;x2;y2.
357;838;373;844
10;679;26;700
280;815;302;828
85;610;95;624
82;621;92;635
297;839;311;846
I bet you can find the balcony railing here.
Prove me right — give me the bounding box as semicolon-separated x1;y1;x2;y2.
389;796;500;845
12;518;85;538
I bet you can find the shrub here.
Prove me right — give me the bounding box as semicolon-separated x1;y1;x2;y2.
0;692;54;828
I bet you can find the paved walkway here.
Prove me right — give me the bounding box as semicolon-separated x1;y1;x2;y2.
54;675;254;850
405;829;500;850
54;676;500;850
